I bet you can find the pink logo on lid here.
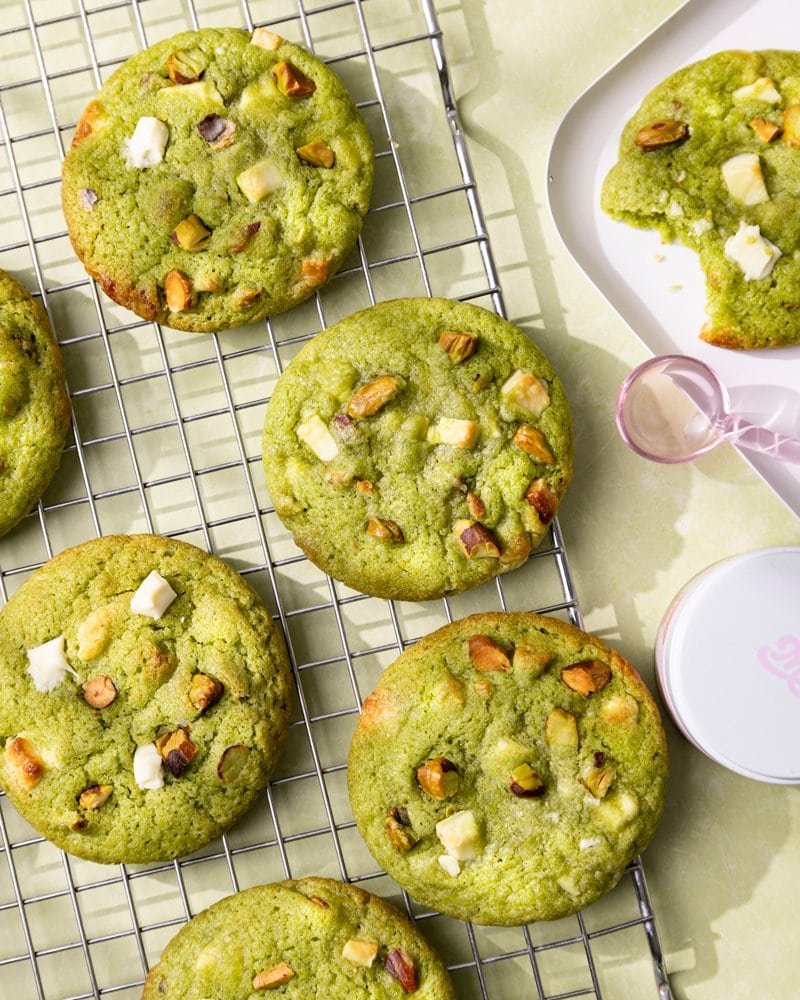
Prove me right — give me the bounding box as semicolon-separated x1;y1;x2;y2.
757;635;800;698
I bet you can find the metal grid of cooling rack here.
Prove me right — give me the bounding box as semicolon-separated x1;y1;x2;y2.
0;0;671;997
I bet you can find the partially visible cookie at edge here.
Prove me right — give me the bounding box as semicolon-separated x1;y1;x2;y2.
0;268;71;537
348;612;668;926
262;297;573;602
0;533;292;864
61;27;374;332
142;877;457;998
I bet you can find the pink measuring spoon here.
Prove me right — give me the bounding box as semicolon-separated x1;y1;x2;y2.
615;354;800;464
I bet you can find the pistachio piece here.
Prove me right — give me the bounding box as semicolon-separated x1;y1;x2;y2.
197;114;236;148
342;939;379;968
170;214;211;251
308;895;330;908
158;728;197;777
223;221;261;254
500;370;550;416
473;678;493;698
272;60;316;98
356;479;373;497
466;491;485;519
251;27;284;50
467;634;511;672
5;736;45;789
78;784;113;810
438;330;477;363
78;187;98;210
237;158;284;202
194;272;222;293
416;757;460;799
297;413;339;462
296;138;335;168
545;707;579;747
749;116;782;143
561;659;611;696
384;949;418;994
512;424;555;464
346;375;403;418
167;48;206;85
217;744;250;781
300;256;330;286
385;805;418;853
783;105;800;146
585;761;616;799
253;963;295;990
164;269;194;312
427;417;478;448
634;119;689;150
471;374;491;393
509;763;545;797
453;519;501;559
232;285;262;310
366;517;404;543
82;675;117;709
189;672;223;712
325;466;353;487
524;479;558;526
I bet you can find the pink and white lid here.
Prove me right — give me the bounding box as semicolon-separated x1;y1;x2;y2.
655;547;800;784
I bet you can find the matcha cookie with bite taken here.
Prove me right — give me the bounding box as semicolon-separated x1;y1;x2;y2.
262;297;573;602
61;27;373;332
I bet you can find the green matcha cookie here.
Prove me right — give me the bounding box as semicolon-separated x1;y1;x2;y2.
348;612;668;926
0;269;71;537
602;49;800;349
0;534;292;864
262;298;573;602
61;27;373;332
142;876;456;998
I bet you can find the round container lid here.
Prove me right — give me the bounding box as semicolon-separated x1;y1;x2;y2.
655;547;800;784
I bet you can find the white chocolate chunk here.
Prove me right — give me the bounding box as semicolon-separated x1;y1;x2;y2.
557;875;580;896
296;414;339;461
133;743;164;790
236;158;284;202
130;570;178;619
500;370;550;416
251;27;284;50
724;221;781;280
427;417;478;448
27;635;78;692
579;837;601;851
435;809;480;861
667;200;684;218
732;76;781;104
438;854;461;877
124;116;168;168
691;217;713;237
721;153;770;206
341;939;379;967
156;79;223;106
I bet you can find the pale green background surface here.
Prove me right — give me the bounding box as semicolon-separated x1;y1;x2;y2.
443;0;800;998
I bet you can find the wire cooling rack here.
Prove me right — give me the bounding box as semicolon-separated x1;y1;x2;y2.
0;0;671;997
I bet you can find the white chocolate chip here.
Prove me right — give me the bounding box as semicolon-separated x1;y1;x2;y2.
133;743;164;790
435;809;480;861
725;221;781;280
130;570;178;619
438;854;461;877
27;636;78;692
124;116;168;168
251;27;284;50
732;76;781;104
579;837;601;851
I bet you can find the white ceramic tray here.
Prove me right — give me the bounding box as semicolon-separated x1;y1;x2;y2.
548;0;800;519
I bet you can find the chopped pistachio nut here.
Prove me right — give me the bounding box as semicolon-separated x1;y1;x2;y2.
471;374;491;393
512;645;551;676
251;27;284;50
157;728;197;778
474;678;493;697
466;491;485;519
385;805;418;853
427;416;478;448
438;854;461;877
634;119;689;149
356;479;373;497
342;939;379;968
435;809;480;861
749;116;782;143
366;517;404;543
508;762;545;798
545;707;579;747
524;479;558;526
189;672;223;712
467;634;511;672
300;256;330;286
500;370;550;416
384;949;418;994
296;138;335;167
253;963;295;990
308;895;330;908
296;413;339;462
82;675;117;709
416;756;460;799
232;285;262;310
78;784;113;810
167;48;206;85
226;222;261;253
346;375;403;418
585;761;616;799
330;412;360;444
78;187;98;210
512;424;555;464
561;660;611;696
217;744;250;781
171;213;212;251
164;270;194;312
454;519;501;559
783;104;800;146
272;60;316;98
325;466;353;487
438;330;477;363
5;736;46;789
197;114;237;148
237;158;284;202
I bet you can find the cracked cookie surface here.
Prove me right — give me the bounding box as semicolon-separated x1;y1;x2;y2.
348;612;668;925
0;269;71;537
262;298;573;602
0;534;292;864
142;876;456;999
61;27;373;332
